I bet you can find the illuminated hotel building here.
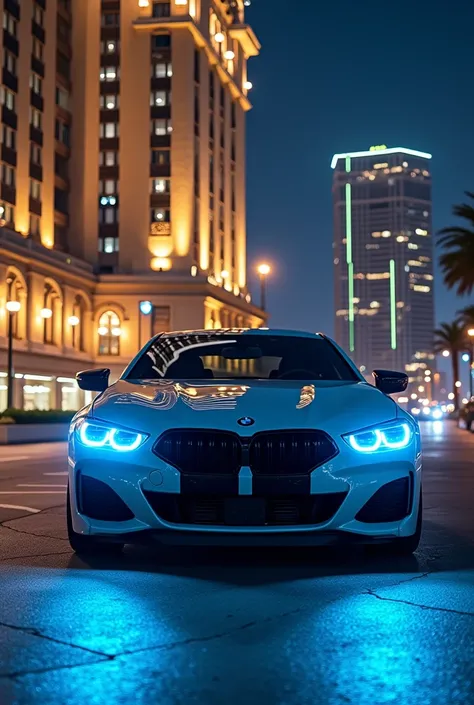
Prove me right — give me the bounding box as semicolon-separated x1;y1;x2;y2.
0;0;263;411
332;146;435;393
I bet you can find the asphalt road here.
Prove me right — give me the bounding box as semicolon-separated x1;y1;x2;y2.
0;422;473;704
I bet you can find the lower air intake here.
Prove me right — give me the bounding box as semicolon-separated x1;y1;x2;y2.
356;477;412;523
78;475;134;522
143;491;347;527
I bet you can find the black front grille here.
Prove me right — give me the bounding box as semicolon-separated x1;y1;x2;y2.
143;491;347;527
249;431;338;475
356;477;412;523
154;430;242;475
154;429;338;476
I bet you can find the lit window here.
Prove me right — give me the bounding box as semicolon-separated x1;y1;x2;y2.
98;310;121;356
415;228;428;236
151;149;170;165
30;107;42;129
408;243;418;250
103;237;117;253
407;260;424;267
150;90;169;106
153;62;173;78
99;179;118;195
33;4;44;26
100;123;119;139
3;11;17;36
412;285;431;293
100;67;119;82
1;164;15;187
30;73;43;95
104;40;118;53
99;207;119;225
100;94;119;110
151;178;170;194
152;119;172;135
151;208;170;222
55;87;69;110
2;126;16;150
3;50;16;75
99;151;118;167
366;272;390;280
1;87;16;111
32;38;44;61
30;180;41;200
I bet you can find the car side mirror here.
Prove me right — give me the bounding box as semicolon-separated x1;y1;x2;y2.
76;368;110;393
373;369;408;395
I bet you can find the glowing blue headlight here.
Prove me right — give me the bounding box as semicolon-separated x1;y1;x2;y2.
78;420;146;452
344;422;412;453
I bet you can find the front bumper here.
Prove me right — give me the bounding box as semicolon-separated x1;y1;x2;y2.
68;433;422;545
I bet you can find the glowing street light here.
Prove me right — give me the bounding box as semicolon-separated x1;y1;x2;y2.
467;328;474;397
257;263;271;311
442;349;450;357
5;301;21;408
68;315;80;327
40;307;53;319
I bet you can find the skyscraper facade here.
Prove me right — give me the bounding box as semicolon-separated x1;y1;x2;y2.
0;0;263;412
332;146;435;389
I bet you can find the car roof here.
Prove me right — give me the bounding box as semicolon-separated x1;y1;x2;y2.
158;329;325;339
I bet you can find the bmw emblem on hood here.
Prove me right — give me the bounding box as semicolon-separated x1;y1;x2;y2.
238;417;255;427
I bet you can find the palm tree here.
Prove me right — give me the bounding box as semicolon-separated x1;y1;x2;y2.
438;192;474;296
457;305;474;328
434;322;466;410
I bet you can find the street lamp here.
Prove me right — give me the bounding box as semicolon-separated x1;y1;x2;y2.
257;263;271;311
442;349;450;357
138;300;153;350
5;301;21;409
468;328;474;398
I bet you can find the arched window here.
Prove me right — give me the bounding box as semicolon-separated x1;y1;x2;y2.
6;270;27;340
71;294;87;352
43;281;62;346
98;310;121;355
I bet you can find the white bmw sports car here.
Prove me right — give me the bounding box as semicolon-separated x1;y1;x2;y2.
68;329;422;556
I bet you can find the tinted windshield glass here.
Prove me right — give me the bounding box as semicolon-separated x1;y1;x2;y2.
126;333;358;381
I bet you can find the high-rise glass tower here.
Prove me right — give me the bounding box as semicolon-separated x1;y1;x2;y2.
332;146;435;386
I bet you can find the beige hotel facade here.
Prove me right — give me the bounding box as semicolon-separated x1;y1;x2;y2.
0;0;264;411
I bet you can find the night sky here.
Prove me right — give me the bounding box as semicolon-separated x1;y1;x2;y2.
245;0;474;345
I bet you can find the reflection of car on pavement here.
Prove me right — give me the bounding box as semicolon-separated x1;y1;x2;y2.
67;329;423;557
459;398;474;432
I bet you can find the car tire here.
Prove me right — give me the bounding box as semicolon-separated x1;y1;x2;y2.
369;490;422;556
67;484;124;557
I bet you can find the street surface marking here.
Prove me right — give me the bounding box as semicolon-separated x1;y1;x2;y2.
0;491;66;495
17;484;67;488
0;504;41;513
0;456;31;463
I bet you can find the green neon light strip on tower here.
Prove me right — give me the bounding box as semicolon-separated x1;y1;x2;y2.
344;156;354;351
390;258;397;350
348;262;354;352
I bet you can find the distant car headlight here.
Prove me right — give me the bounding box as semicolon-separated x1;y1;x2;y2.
343;421;412;453
432;409;443;420
77;419;147;452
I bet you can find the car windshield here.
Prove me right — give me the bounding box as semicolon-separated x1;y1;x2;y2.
125;333;358;381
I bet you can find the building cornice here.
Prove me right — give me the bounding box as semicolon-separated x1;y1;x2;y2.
132;16;253;111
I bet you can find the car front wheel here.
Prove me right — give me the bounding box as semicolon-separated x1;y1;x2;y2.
67;484;124;557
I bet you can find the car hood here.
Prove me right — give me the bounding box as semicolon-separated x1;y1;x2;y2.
91;379;398;437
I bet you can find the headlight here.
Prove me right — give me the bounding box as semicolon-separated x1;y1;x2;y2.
343;421;412;453
77;419;147;452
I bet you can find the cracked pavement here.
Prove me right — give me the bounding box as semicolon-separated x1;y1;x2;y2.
0;424;473;704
